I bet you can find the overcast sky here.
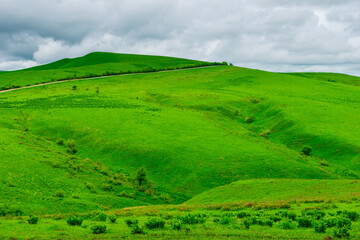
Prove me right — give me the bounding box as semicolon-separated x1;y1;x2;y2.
0;0;359;75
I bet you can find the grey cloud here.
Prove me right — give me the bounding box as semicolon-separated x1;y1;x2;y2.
0;0;359;76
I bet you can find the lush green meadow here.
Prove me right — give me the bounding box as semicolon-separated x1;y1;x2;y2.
0;52;359;239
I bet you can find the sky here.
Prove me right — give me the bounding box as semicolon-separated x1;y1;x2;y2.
0;0;359;75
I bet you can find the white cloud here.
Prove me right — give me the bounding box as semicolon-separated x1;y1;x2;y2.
0;0;359;75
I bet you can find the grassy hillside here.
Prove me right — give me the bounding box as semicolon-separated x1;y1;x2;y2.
0;52;217;89
186;179;360;204
0;57;359;215
287;72;360;86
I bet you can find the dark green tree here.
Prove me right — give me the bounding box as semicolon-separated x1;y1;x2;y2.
136;167;147;186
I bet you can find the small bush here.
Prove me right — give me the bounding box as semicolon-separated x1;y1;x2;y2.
145;217;165;229
314;221;327;233
131;224;145;234
219;217;232;225
178;213;206;225
117;191;134;198
171;219;182;230
28;216;39;224
57;139;64;145
67;140;76;149
333;227;350;238
260;129;271;138
245;116;254;123
54;190;66;198
237;212;251;219
297;217;313;228
86;182;95;190
342;210;359;221
67;216;83;226
72;193;80;199
96;213;107;222
72;85;77;90
125;218;138;227
280;220;296;230
243;218;251;229
301;146;312;156
90;225;106;234
109;214;117;223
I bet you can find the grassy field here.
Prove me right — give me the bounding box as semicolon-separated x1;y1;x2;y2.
0;52;359;239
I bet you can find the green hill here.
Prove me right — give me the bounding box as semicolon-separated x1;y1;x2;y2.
0;53;359;216
0;52;215;89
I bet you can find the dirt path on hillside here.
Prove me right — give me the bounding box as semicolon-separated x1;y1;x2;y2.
0;65;219;94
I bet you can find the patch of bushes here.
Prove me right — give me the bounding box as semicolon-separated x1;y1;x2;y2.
131;224;145;234
280;220;297;230
95;212;107;222
171;219;182;230
178;213;206;225
125;218;139;227
333;227;350;238
27;215;39;224
301;146;312;156
260;129;271;138
90;225;107;234
117;191;134;199
109;214;117;223
314;220;327;233
54;190;66;198
145;217;165;229
67;216;83;226
244;116;254;123
297;217;313;228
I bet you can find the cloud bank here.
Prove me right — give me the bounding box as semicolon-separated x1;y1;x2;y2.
0;0;359;75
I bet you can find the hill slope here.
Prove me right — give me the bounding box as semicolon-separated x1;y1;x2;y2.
186;178;360;204
0;53;359;214
0;52;214;89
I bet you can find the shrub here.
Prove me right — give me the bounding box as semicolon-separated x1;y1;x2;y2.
96;213;107;222
72;85;77;90
54;190;66;198
145;217;165;229
243;218;251;229
280;220;296;230
86;182;95;190
67;216;83;226
297;217;313;228
335;217;351;228
171;219;182;230
57;139;64;145
314;221;327;233
28;215;39;224
131;224;145;234
219;216;232;225
90;225;106;234
125;218;138;227
333;227;350;238
109;214;117;223
178;213;206;225
260;129;271;138
301;146;312;156
101;183;113;191
342;210;359;221
159;193;173;203
117;191;134;199
72;193;80;199
67;140;76;149
244;116;254;123
237;212;251;219
0;205;23;216
136;166;147;186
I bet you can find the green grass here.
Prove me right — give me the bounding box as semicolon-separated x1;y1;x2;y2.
0;52;359;238
287;72;360;86
186;179;360;204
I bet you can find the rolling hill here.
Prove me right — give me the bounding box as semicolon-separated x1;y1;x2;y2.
0;52;359;216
